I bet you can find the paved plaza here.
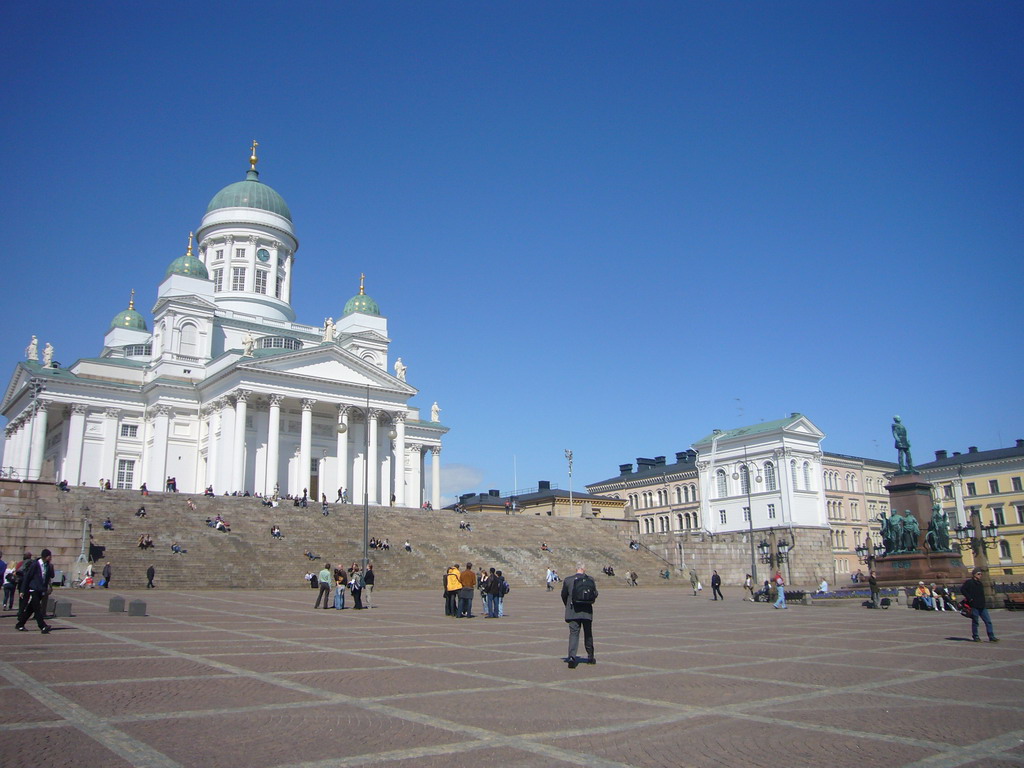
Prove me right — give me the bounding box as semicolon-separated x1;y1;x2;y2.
1;585;1022;768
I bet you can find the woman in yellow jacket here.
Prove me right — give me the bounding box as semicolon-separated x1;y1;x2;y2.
445;564;462;616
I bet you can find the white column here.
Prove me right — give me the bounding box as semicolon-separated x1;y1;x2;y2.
14;420;30;475
266;394;282;496
394;412;407;507
63;403;87;485
367;409;379;504
282;251;293;304
231;390;250;493
431;445;442;511
100;409;120;485
299;398;315;496
206;402;221;493
28;401;50;480
217;399;235;493
148;406;171;490
336;404;349;501
2;426;14;474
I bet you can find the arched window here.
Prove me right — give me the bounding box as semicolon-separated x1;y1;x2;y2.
690;484;698;502
791;460;799;489
999;541;1011;559
675;486;682;504
693;511;700;529
764;462;776;491
740;465;750;495
676;513;683;529
803;462;812;490
716;469;728;498
179;323;198;357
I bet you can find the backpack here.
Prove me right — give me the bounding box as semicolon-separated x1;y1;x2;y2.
571;574;597;606
502;580;510;596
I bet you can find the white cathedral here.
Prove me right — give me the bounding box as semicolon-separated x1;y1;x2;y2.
1;145;448;507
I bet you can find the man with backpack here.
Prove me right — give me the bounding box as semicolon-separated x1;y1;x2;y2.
561;564;598;668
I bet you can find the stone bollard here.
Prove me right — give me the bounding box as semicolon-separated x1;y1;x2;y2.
109;596;125;612
53;600;73;617
128;600;147;616
47;597;58;616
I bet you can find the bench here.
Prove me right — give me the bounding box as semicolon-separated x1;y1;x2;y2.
1004;593;1024;611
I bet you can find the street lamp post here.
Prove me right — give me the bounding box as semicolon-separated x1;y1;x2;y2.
565;449;573;516
732;447;763;585
954;509;1000;608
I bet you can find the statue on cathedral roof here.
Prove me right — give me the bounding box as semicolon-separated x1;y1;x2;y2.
25;335;38;361
42;343;54;368
394;357;407;381
431;401;441;422
323;317;335;343
242;332;255;357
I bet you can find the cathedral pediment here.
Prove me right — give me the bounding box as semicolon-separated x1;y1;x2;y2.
236;345;415;393
151;294;218;314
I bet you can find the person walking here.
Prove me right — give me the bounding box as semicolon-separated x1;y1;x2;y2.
444;563;461;616
16;549;54;633
102;561;112;589
743;574;754;601
961;568;998;642
561;564;598;668
869;570;880;607
314;563;333;609
772;570;787;609
710;570;724;601
146;564;156;589
689;569;700;596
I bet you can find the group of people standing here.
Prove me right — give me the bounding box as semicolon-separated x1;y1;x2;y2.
444;562;510;618
313;563;374;611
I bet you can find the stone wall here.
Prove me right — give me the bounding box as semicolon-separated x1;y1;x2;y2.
640;526;834;588
0;480;88;579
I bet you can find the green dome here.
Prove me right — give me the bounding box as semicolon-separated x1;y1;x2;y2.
110;307;147;331
343;293;380;316
206;169;292;221
165;252;210;280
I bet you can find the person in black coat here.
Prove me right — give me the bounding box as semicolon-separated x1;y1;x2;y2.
710;570;724;601
561;564;598;668
16;549;54;633
960;568;998;642
146;565;156;589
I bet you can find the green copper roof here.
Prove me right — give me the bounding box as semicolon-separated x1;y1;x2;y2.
165;253;210;280
206;169;292;221
110;307;147;331
693;414;806;446
343;293;381;316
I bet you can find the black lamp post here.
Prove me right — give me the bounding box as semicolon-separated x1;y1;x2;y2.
953;508;999;608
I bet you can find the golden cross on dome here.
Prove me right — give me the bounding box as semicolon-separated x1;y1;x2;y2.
359;273;366;295
128;288;136;311
249;140;259;170
186;231;194;256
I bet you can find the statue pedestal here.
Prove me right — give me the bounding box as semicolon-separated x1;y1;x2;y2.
876;473;968;586
873;551;966;585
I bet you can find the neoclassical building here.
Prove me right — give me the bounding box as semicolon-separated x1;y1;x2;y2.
2;145;448;506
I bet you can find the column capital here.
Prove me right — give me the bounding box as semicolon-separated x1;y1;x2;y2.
69;402;88;415
235;389;252;404
268;393;285;407
301;398;317;411
152;405;172;418
337;403;350;417
104;408;122;419
431;445;442;456
392;411;407;423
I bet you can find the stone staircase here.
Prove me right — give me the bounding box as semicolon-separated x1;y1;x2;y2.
41;488;673;590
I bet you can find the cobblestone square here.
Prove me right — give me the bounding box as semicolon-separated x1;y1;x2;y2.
1;586;1021;768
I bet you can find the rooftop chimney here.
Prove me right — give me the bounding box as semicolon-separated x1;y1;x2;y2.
489;489;500;497
935;450;948;460
655;456;666;466
619;463;633;475
968;446;978;453
1017;439;1024;448
675;451;689;463
538;480;551;491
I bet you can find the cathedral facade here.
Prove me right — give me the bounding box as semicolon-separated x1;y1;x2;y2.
1;146;447;506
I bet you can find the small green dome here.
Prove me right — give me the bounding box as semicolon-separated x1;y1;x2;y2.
343;293;380;316
111;307;147;331
165;252;210;280
206;169;292;221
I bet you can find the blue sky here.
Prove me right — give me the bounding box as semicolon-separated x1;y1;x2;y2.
2;2;1022;502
